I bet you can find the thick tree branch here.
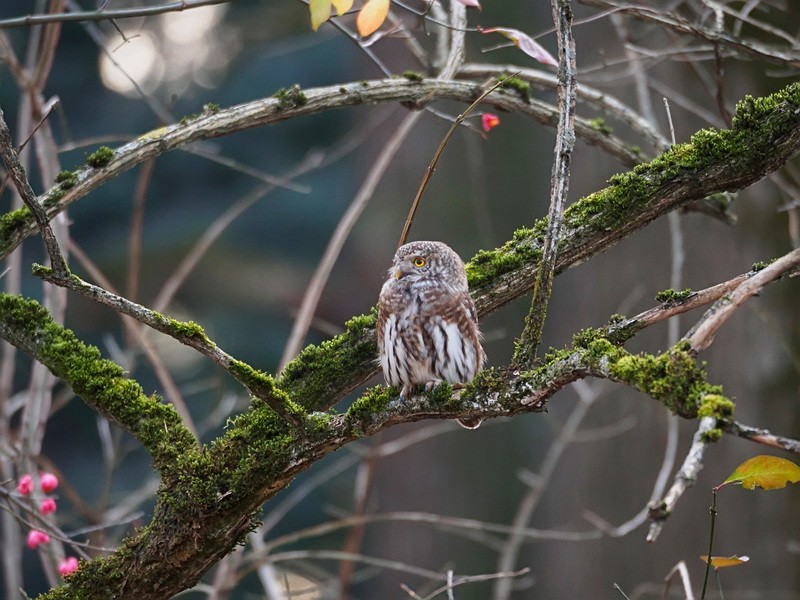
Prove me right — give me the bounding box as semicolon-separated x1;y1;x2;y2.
0;294;198;471
2;279;794;598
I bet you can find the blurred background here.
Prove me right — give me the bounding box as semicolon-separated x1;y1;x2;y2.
1;1;798;598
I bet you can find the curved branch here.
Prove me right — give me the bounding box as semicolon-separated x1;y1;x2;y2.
0;77;642;261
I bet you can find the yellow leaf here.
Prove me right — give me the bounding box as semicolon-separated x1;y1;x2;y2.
721;455;800;490
356;0;390;37
699;555;749;569
331;0;353;15
309;0;332;31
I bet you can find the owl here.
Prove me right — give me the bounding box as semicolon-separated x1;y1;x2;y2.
377;241;485;428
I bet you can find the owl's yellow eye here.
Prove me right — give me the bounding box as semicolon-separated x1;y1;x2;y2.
413;257;426;268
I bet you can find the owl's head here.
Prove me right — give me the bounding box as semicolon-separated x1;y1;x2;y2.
389;241;468;290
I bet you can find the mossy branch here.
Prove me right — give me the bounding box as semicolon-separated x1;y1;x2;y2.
281;82;800;411
0;294;197;472
0;293;783;600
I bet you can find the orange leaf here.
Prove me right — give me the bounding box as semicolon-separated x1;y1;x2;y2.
356;0;390;37
331;0;353;15
720;455;800;490
700;555;749;569
309;0;332;31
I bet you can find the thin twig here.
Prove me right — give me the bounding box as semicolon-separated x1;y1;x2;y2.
687;247;800;353
492;380;598;600
0;108;67;277
66;239;199;438
397;76;511;248
279;110;422;369
647;416;716;542
662;561;696;600
722;420;800;454
579;0;800;68
0;0;232;29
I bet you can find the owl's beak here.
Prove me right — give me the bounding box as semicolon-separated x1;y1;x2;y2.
395;269;403;280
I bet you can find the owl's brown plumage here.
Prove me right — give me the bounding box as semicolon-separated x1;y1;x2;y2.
377;241;485;428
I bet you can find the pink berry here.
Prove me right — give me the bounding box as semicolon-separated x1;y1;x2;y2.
58;556;79;576
39;472;59;493
40;497;57;515
26;529;50;549
17;474;34;496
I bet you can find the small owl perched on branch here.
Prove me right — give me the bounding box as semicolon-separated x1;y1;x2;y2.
377;241;485;428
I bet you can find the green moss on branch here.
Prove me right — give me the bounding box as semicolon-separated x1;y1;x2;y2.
0;294;197;471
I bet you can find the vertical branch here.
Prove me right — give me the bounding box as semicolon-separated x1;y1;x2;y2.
512;0;576;367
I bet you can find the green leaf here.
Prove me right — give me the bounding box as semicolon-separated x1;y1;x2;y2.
720;455;800;490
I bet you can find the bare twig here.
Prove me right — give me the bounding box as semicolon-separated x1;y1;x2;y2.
687;247;800;353
722;420;800;454
397;77;510;247
0;0;232;29
647;416;716;542
66;239;199;438
458;62;669;153
492;380;598;600
607;272;751;341
412;567;530;600
662;561;695;600
257;511;602;558
579;0;800;68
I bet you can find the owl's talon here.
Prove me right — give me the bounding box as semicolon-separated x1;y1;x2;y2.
423;380;443;393
399;384;412;401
